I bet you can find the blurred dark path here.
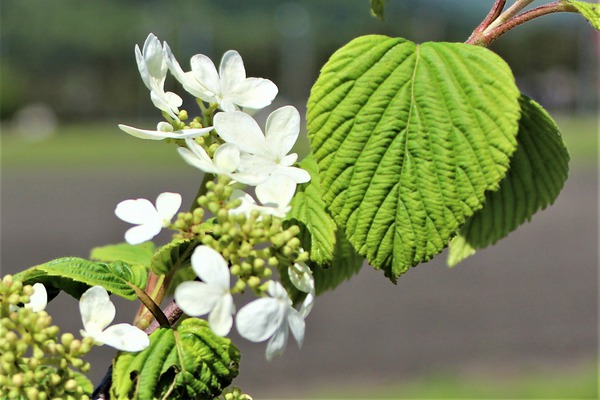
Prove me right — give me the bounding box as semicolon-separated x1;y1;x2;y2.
1;166;596;398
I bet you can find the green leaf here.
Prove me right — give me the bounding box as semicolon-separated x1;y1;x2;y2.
112;319;240;400
370;0;389;20
563;0;600;30
150;239;196;275
285;154;337;266
307;35;521;282
90;242;155;267
311;227;364;295
15;257;148;300
448;95;570;266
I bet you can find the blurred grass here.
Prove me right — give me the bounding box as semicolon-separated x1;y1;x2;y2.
1;113;596;171
311;362;598;399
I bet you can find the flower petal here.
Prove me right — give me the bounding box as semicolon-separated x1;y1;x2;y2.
79;286;115;333
219;50;246;92
115;198;157;225
265;324;288;361
190;54;221;98
118;124;212;140
213;143;241;173
256;175;296;209
287;262;314;294
97;323;150;352
27;283;48;312
208;294;235;336
287;307;305;347
174;281;221;316
264;106;300;159
191;246;230;289
227;78;279;111
214;111;266;155
273;165;311;184
236;297;283;342
155;192;182;224
124;222;162;245
141;33;167;85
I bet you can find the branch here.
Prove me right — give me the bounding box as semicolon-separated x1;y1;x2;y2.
467;0;506;43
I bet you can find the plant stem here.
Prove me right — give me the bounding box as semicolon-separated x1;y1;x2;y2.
467;0;506;41
190;172;215;212
467;1;578;47
128;283;170;327
484;0;536;33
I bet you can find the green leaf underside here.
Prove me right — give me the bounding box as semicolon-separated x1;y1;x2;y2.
307;35;521;281
285;154;337;266
448;95;570;266
311;227;364;295
564;0;600;30
112;319;239;400
15;257;148;300
90;242;155;267
151;238;196;275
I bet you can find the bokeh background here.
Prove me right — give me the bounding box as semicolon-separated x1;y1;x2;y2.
1;1;598;398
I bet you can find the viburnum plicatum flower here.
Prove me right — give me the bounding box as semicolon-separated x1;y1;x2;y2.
10;283;48;313
174;246;235;336
236;280;305;361
79;286;149;352
230;175;297;218
164;43;278;112
115;192;182;245
288;261;315;318
136;33;183;120
214;106;311;185
118;121;213;141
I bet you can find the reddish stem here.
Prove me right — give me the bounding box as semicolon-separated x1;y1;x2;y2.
467;0;506;43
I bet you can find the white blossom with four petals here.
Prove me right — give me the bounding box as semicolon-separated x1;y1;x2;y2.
236;280;305;361
164;44;278;112
79;286;149;352
174;246;235;336
136;34;183;120
214;106;310;186
115;192;182;245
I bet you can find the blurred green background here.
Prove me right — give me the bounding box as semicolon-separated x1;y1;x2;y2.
1;1;598;399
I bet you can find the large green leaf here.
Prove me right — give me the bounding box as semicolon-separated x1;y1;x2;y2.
285;154;337;266
15;257;148;300
307;35;521;281
90;242;155;267
563;0;600;30
448;95;570;266
112;319;240;400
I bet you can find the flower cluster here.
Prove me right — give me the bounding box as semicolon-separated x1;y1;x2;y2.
0;275;93;400
113;33;315;360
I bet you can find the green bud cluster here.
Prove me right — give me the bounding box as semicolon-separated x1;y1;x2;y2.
219;386;253;400
0;275;93;399
173;176;307;295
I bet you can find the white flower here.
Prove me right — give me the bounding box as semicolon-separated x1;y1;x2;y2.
164;44;278;112
136;33;183;120
119;121;213;141
230;175;297;218
10;283;47;313
174;246;235;336
288;261;315;318
115;192;182;245
79;286;149;352
214;106;311;184
236;281;305;361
